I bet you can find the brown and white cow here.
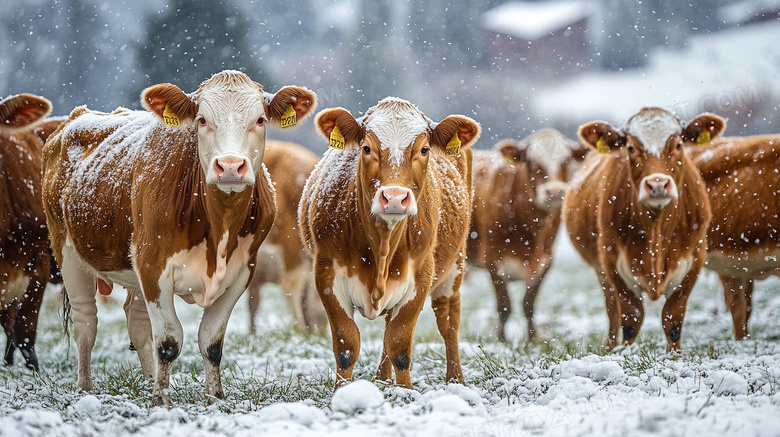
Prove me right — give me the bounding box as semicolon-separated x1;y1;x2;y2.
247;139;327;335
468;129;587;341
298;98;480;387
564;107;723;350
42;71;316;406
688;134;780;339
0;93;63;370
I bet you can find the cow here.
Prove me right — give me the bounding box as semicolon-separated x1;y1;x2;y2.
468;129;587;342
0;93;63;371
42;70;316;406
564;107;724;351
687;134;780;339
246;139;326;335
298;98;480;387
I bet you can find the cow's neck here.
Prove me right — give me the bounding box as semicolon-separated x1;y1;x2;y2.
624;177;687;291
356;178;407;311
199;180;254;279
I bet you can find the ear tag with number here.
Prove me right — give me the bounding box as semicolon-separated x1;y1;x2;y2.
329;125;345;150
596;136;609;154
281;104;297;128
162;105;180;127
446;132;461;156
696;130;711;146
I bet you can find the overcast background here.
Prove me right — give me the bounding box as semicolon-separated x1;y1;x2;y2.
2;0;779;150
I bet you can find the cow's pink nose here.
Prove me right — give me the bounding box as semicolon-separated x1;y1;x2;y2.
214;157;248;182
645;176;672;198
379;187;411;214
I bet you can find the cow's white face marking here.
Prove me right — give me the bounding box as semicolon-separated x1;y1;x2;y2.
361;97;430;169
197;72;267;193
626;109;681;157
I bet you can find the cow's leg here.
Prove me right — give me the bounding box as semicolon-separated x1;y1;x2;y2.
522;267;549;342
199;286;244;403
61;246;98;391
376;318;393;383
14;273;46;371
246;280;261;335
144;285;183;408
596;270;621;350
662;270;698;352
383;288;427;388
123;288;154;380
280;264;308;330
301;276;328;336
431;263;464;384
617;287;644;346
2;304;16;366
720;275;752;340
315;255;359;388
488;266;511;342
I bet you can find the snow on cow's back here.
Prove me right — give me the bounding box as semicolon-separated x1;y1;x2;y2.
54;106;197;216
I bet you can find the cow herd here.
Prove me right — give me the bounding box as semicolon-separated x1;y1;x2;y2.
0;70;778;406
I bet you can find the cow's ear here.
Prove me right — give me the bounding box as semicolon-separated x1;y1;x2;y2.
142;84;197;125
431;115;481;152
315;108;363;148
496;139;525;164
0;93;51;128
683;113;726;145
570;139;591;162
578;121;625;152
266;86;317;128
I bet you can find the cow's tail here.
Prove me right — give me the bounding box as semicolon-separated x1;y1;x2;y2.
60;287;72;344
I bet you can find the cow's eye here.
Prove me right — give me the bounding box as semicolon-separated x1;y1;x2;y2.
676;141;682;150
627;145;635;154
257;117;265;126
198;117;206;126
363;146;371;155
420;147;429;156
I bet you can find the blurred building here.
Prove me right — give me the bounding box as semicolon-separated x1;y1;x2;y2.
480;1;592;77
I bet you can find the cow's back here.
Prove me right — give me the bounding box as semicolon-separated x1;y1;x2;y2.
691;135;780;276
262;140;318;262
43;107;196;273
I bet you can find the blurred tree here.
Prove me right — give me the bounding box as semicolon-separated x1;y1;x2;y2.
342;0;407;108
1;0;112;112
133;0;274;97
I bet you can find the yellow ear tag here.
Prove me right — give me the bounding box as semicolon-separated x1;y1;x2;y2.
281;104;297;128
162;105;180;127
696;130;711;146
596;136;609;154
504;155;514;166
329;125;345;150
446;132;461;156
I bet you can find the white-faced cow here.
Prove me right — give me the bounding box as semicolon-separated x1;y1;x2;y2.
0;93;63;370
247;139;326;335
688;133;780;339
468;129;588;341
298;98;480;387
42;71;316;406
564;108;723;350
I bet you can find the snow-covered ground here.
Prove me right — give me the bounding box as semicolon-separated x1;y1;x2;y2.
1;229;779;436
